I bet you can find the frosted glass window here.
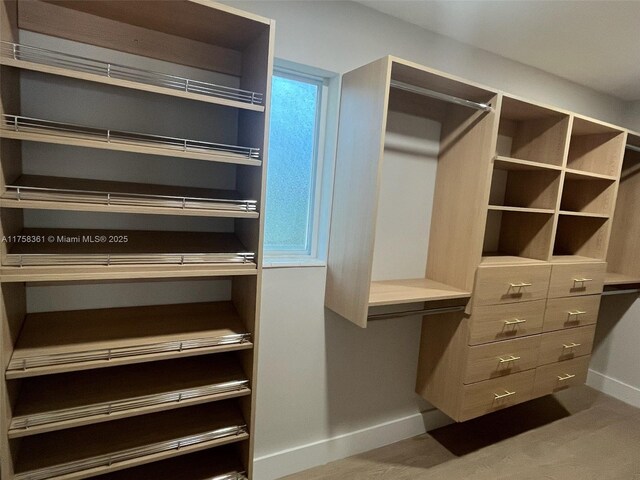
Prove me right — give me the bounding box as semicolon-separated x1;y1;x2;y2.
265;73;321;253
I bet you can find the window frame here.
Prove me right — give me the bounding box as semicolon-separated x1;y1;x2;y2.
263;61;336;267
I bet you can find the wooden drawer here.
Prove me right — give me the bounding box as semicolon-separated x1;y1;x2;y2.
463;335;540;384
533;356;590;398
543;295;601;332
459;370;535;422
468;300;545;345
548;262;606;298
474;265;551;306
538;325;596;365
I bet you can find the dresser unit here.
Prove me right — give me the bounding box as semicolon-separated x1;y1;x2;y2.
1;1;273;478
325;56;628;422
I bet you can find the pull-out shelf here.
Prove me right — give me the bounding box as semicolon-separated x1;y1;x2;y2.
2;175;258;218
0;41;265;111
12;402;248;480
0;115;262;166
7;302;252;378
9;355;250;437
2;229;255;268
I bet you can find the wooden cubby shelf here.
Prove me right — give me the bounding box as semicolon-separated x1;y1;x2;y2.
493;155;563;172
9;354;250;438
1;175;259;219
0;115;262;167
567;117;626;177
483;209;555;262
369;278;470;307
6;302;252;379
488;205;555;214
97;445;249;480
560;176;616;217
11;401;248;480
0;41;265;112
2;229;255;268
553;215;609;261
496;96;570;167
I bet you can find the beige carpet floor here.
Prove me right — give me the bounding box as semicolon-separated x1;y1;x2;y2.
282;386;640;480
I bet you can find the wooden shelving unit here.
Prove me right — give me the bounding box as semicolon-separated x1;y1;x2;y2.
1;1;274;478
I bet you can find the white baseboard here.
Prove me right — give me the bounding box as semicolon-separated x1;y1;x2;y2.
253;409;451;480
587;368;640;408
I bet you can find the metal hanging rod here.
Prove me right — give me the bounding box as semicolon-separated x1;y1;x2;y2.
368;305;465;321
625;144;640;154
602;288;640;296
389;80;492;112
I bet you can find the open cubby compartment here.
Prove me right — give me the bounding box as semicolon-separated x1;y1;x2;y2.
366;61;498;308
560;173;617;216
606;132;640;284
1;0;272;111
566;116;626;177
489;160;561;210
482;209;554;262
496;95;570;167
553;214;610;260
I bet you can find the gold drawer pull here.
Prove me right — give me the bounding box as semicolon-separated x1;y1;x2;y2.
573;278;593;285
558;373;576;381
498;355;521;363
509;282;532;288
562;342;581;349
494;390;516;400
568;310;587;316
504;318;527;326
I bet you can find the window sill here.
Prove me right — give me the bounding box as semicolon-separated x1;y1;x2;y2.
263;257;327;269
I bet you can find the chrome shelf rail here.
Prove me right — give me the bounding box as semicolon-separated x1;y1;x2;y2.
14;424;248;480
5;184;258;213
1;115;261;160
4;252;256;267
11;379;250;431
1;41;263;106
8;333;252;372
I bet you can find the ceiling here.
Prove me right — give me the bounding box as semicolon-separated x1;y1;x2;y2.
357;1;640;102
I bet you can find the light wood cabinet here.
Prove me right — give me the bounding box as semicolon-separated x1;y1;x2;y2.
326;56;628;422
0;1;274;478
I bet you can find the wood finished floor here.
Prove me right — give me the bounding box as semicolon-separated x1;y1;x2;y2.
282;386;640;480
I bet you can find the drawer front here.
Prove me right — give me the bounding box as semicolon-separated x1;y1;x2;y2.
474;265;552;306
459;370;535;422
463;335;541;384
533;356;590;398
543;295;601;332
548;262;606;298
538;325;596;365
468;300;545;345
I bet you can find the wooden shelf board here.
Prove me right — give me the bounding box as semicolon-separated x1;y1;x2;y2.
10;355;250;438
494;155;563;172
0;129;262;167
14;402;247;480
5;228;251;256
550;255;605;264
0;57;265;113
1;175;259;219
480;254;548;266
564;168;617;181
7;301;252;379
96;445;247;480
604;272;640;286
368;278;470;307
488;205;555;215
0;263;256;283
559;211;610;219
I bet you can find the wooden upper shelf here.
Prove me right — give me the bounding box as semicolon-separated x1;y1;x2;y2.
369;278;470;307
7;301;252;378
1;174;259;218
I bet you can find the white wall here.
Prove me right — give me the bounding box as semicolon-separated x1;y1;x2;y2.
217;2;637;479
623;100;640;131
